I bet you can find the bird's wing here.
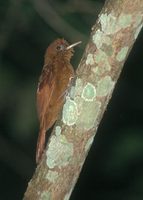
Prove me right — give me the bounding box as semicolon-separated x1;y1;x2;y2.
37;64;55;128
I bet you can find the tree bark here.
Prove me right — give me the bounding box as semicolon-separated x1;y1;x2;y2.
24;0;143;199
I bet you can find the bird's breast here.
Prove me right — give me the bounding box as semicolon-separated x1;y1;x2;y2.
52;60;74;100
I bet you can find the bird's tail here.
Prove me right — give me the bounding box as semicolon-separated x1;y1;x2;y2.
36;128;46;164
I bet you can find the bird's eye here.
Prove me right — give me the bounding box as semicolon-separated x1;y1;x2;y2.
56;45;64;51
56;45;61;50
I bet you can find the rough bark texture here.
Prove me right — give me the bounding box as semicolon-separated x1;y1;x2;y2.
24;0;143;199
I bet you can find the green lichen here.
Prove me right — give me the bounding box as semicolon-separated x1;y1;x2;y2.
95;49;111;72
76;99;101;130
96;76;114;97
118;14;132;29
74;78;84;97
92;30;103;48
70;86;76;99
55;126;61;136
86;53;94;65
40;191;51;200
99;13;116;34
46;170;59;183
46;134;74;169
93;29;112;48
81;83;96;102
99;13;132;35
62;97;78;126
116;46;129;62
102;43;113;57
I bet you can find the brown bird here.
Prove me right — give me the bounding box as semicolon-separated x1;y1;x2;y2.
36;38;81;163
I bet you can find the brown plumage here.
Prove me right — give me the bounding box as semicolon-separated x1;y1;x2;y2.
36;38;81;163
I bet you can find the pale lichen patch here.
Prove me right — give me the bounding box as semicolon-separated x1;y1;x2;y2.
102;43;113;57
96;76;114;97
99;13;117;34
46;170;59;183
74;96;83;116
116;46;129;62
40;191;51;200
86;53;94;65
92;30;112;49
76;100;101;130
70;86;75;99
95;49;111;72
74;78;84;97
118;14;132;29
81;83;96;102
46;134;74;169
55;126;61;136
92;30;103;49
62;97;78;126
99;13;132;35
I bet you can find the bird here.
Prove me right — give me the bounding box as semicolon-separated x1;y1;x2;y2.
36;38;81;163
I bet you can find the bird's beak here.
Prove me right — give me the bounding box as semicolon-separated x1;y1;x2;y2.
66;41;82;50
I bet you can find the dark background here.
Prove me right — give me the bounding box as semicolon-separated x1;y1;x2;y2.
0;0;143;199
